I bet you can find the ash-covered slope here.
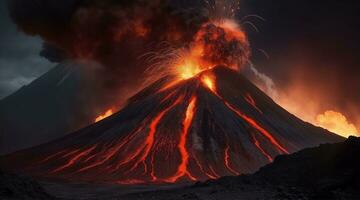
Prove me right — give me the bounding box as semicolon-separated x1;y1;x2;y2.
123;137;360;200
0;67;343;184
0;61;111;155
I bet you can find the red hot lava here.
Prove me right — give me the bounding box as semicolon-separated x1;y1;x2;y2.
1;7;343;184
1;67;342;185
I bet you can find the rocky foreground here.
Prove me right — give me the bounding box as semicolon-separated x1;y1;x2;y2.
0;171;57;200
122;136;360;200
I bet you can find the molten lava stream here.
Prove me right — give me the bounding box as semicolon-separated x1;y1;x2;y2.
200;73;288;155
251;134;273;162
127;97;184;174
110;96;183;181
245;93;263;114
76;128;142;173
224;145;240;175
224;101;289;154
164;96;197;183
50;145;98;174
193;154;218;179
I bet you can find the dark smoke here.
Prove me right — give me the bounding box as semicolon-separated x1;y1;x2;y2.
7;0;208;108
7;0;205;62
194;22;250;69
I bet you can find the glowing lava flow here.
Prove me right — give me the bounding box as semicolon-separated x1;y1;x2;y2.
193;154;218;179
128;100;179;175
201;73;216;92
224;145;240;175
251;134;273;162
75;128;143;173
224;101;289;154
50;145;97;173
95;109;114;122
200;73;289;154
113;96;184;176
245;93;263;114
165;96;197;183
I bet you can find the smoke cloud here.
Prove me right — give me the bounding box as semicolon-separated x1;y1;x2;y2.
7;0;211;109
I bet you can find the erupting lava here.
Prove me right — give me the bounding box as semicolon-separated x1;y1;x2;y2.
95;109;113;122
146;19;251;84
0;6;344;185
165;96;197;183
1;67;342;185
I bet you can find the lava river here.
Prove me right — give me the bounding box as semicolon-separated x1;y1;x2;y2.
0;67;343;184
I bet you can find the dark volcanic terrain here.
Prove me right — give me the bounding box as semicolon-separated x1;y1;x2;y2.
0;171;57;200
0;67;342;184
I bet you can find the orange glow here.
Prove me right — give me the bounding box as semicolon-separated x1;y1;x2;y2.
177;59;203;80
315;110;358;137
165;96;197;183
95;109;113;122
167;19;249;81
201;73;217;93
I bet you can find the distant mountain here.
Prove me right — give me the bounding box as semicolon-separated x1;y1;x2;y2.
0;60;113;154
0;66;343;184
121;136;360;200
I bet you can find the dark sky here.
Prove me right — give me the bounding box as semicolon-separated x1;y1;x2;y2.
0;0;359;126
0;0;53;99
242;0;360;127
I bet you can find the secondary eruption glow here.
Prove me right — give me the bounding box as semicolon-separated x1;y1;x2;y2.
315;110;358;138
95;109;113;122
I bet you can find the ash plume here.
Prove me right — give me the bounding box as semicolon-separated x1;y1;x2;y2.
7;0;208;106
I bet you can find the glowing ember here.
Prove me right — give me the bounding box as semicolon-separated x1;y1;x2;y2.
316;110;358;137
95;109;113;122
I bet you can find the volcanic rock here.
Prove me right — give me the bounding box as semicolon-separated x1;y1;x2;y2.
0;66;343;184
0;170;57;200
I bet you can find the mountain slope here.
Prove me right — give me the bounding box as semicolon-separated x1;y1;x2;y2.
0;61;111;155
0;66;343;184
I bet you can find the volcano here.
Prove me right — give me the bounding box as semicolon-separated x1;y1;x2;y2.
1;67;343;184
